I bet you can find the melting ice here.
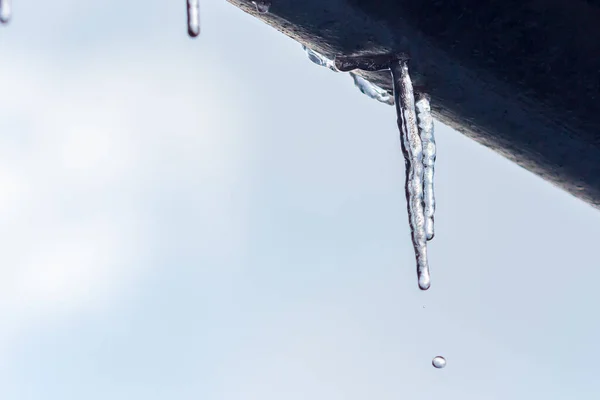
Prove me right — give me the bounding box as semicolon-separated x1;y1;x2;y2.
350;72;394;105
302;46;394;105
303;45;437;290
416;95;436;240
0;0;11;24
303;45;339;72
252;1;271;13
391;59;431;291
187;0;200;37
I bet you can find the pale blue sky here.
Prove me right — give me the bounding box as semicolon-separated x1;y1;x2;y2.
1;1;600;399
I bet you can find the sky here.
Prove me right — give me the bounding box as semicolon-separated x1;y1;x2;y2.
1;1;600;399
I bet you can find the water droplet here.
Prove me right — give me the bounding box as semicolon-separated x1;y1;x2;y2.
187;0;200;38
432;356;446;369
252;1;271;13
0;0;12;24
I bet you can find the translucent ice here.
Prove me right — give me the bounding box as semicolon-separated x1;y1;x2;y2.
350;73;394;105
416;95;436;240
302;45;339;72
391;60;430;290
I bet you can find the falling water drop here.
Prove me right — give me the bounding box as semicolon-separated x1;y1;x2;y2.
432;356;447;369
0;0;11;24
252;1;271;13
390;59;431;290
187;0;200;37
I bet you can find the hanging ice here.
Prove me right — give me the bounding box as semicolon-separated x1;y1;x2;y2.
302;45;339;72
391;59;430;291
252;1;271;13
416;95;436;240
0;0;11;24
187;0;200;37
300;46;436;289
350;72;394;105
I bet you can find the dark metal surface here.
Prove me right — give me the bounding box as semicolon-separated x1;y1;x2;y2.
227;0;600;208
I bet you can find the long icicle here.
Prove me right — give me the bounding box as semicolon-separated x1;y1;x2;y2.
416;95;436;241
391;59;430;290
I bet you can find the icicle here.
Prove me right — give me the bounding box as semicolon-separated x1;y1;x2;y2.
0;0;11;24
252;1;271;13
390;59;430;291
302;45;339;72
416;95;436;241
187;0;200;37
350;73;394;105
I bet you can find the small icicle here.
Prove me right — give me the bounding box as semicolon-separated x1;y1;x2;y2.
416;95;436;241
0;0;11;24
302;45;339;72
350;73;394;105
252;1;271;13
390;59;430;291
187;0;200;38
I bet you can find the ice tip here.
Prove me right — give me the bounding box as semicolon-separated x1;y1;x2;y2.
425;220;435;241
418;275;431;291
